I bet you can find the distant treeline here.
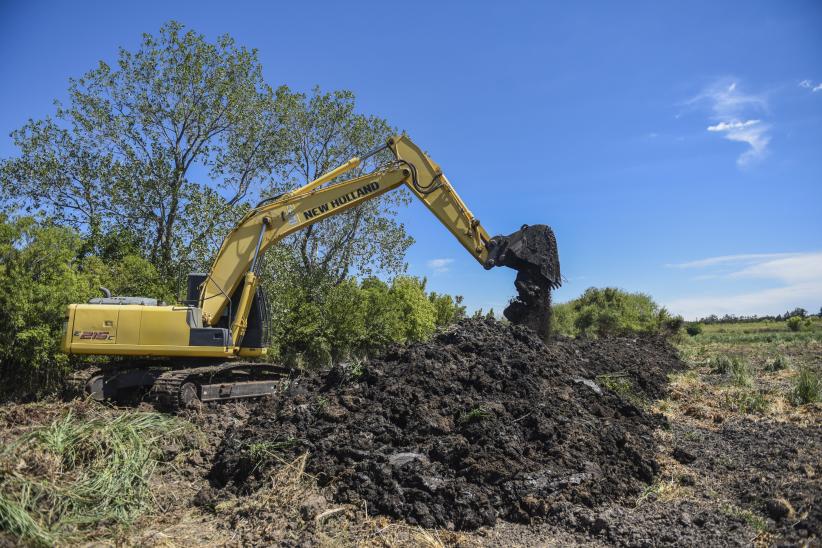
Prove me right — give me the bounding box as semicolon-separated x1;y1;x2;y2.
696;307;822;324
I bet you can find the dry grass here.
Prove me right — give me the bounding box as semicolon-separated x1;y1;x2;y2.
211;453;475;547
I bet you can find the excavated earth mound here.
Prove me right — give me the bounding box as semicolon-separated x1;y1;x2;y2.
210;319;685;530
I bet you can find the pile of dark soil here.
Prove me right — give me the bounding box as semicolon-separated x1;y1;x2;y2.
210;319;685;530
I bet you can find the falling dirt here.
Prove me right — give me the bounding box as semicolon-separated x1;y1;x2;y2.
210;319;684;531
485;224;561;340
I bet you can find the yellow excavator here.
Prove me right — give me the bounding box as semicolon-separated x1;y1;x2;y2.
63;135;560;410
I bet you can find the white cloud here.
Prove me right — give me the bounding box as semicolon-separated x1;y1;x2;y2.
665;252;822;318
799;79;822;92
706;119;770;166
668;252;794;269
426;258;454;274
706;120;760;132
689;79;770;166
728;253;822;284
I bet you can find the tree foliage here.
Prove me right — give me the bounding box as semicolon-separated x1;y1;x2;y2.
266;271;459;367
1;21;286;276
262;87;414;285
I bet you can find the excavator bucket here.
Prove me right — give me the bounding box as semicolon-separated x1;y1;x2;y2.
484;224;561;290
484;224;561;339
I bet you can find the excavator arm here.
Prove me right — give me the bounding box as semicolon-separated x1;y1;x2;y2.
200;135;502;347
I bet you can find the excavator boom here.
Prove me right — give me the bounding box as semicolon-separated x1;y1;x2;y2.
200;135;499;333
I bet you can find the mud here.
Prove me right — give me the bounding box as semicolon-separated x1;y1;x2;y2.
210;319;684;531
503;271;554;340
486;224;561;340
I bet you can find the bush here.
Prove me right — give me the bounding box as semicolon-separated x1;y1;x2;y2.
685;323;703;337
550;302;576;337
429;292;466;328
786;316;807;332
267;272;461;367
0;216;185;399
552;287;682;338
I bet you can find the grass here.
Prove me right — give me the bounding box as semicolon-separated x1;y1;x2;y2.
709;355;734;374
707;355;754;387
636;476;689;505
764;354;792;372
0;408;187;546
596;373;646;407
730;358;753;387
720;389;769;414
459;406;491;424
247;438;300;464
790;367;821;405
671;318;822;422
720;503;767;533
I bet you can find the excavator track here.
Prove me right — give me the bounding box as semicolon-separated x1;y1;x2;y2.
64;361;291;411
150;362;291;412
65;366;105;399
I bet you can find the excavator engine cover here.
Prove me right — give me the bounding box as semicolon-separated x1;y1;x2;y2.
484;224;561;339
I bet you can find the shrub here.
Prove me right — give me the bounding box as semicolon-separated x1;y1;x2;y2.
550;302;576;337
790;368;820;405
0;216;177;400
786;316;804;332
268;273;457;367
429;292;466;328
659;309;684;334
685;323;703;337
563;287;675;338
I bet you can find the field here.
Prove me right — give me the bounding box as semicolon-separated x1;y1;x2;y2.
0;318;819;546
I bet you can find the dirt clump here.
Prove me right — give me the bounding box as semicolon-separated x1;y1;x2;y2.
210;319;684;531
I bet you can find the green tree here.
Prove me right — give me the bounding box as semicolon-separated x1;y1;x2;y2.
390;276;437;342
1;21;286;276
266;273;452;367
360;277;405;351
262;87;414;285
429;292;466;327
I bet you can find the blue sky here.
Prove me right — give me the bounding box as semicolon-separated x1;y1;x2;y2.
1;0;821;319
